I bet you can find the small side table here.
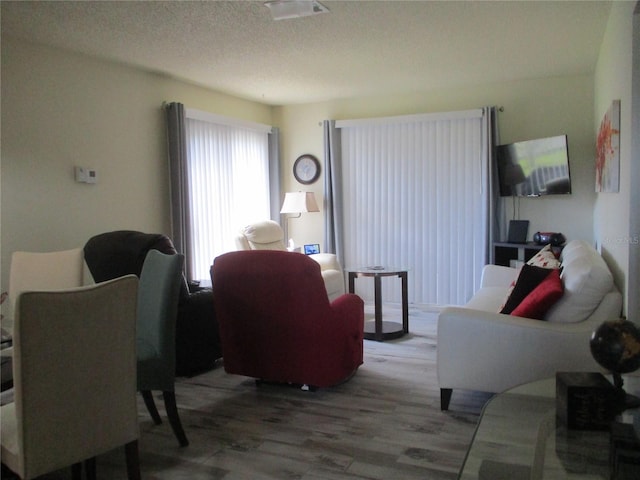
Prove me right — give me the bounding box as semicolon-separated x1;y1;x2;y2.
347;267;408;341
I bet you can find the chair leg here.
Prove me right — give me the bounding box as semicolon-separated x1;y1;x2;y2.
163;390;189;447
125;440;141;480
440;388;453;411
141;390;162;425
84;457;96;480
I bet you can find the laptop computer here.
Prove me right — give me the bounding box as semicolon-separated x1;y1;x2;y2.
508;220;529;244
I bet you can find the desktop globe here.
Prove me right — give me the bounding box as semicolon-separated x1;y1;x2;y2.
590;319;640;375
590;318;640;409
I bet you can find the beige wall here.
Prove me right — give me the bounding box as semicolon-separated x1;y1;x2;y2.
0;38;273;291
593;0;636;316
2;2;635;315
276;74;596;254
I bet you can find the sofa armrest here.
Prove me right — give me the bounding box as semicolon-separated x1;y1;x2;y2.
437;306;602;394
480;264;518;288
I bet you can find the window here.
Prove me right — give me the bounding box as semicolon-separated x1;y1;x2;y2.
184;110;272;281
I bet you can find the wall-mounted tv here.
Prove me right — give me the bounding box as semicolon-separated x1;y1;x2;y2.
497;135;571;197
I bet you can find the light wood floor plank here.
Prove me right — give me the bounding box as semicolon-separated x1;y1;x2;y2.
8;305;490;479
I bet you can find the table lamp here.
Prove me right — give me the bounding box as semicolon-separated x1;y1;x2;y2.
280;191;319;247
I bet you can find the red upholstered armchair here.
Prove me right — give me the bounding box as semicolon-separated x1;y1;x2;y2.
211;250;364;388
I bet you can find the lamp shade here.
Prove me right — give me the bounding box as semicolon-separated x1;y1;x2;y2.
280;192;319;214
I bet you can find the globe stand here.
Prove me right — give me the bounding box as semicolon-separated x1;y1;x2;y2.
612;372;640;411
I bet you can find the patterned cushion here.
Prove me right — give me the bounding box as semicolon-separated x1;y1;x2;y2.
527;244;561;269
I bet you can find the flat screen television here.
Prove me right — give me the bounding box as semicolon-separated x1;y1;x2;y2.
497;135;571;197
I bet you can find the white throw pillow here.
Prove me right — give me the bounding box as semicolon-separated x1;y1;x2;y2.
545;243;613;323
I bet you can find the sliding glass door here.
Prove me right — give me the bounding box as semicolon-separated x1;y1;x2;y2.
337;110;490;306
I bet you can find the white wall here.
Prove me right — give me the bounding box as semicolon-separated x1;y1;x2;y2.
593;0;636;316
1;38;273;291
276;74;597;255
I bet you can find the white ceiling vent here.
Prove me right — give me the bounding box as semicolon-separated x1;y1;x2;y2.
264;0;329;21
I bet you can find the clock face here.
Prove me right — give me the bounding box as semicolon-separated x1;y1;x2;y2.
293;154;320;184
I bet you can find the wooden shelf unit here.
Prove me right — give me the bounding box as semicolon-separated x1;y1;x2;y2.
493;242;545;267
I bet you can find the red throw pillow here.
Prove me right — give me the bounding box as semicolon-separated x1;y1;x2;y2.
511;269;564;320
500;264;553;314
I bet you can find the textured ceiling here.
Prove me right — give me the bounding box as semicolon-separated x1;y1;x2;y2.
1;0;613;105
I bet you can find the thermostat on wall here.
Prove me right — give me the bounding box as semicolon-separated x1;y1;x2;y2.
75;166;98;184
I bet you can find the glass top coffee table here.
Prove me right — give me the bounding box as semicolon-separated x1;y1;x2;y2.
346;266;408;341
458;374;640;479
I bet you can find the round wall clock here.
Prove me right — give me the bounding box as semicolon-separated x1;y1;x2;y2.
293;154;321;185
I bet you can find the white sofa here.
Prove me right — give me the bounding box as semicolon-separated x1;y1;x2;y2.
234;220;346;302
437;240;622;410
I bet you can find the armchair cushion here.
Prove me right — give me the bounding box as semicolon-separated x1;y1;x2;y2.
236;220;286;250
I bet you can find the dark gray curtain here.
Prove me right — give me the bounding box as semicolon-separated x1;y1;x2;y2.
165;102;193;280
485;106;502;264
323;120;344;264
268;127;282;222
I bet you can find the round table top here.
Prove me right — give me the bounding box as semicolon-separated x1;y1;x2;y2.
346;266;408;276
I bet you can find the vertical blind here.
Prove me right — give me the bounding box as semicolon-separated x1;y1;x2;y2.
185;111;271;281
337;110;488;306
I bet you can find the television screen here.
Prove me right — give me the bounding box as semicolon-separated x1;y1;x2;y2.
497;135;571;197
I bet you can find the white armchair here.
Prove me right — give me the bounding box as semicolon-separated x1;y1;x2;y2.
234;220;346;302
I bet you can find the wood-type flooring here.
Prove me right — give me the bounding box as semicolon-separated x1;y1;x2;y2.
6;304;492;479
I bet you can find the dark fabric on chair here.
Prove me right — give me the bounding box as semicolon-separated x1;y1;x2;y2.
84;230;221;376
211;250;364;388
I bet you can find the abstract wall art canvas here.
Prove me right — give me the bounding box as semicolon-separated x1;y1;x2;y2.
595;100;620;193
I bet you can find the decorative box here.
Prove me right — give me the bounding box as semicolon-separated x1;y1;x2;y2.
556;372;616;430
